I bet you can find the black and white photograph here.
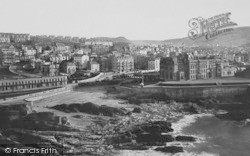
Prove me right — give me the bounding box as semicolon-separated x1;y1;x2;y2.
0;0;250;155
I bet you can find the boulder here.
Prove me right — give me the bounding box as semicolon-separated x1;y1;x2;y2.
182;104;199;114
126;111;132;115
141;141;166;146
138;121;173;133
175;136;196;142
132;107;142;113
154;146;183;153
136;134;174;143
72;115;84;118
114;143;148;150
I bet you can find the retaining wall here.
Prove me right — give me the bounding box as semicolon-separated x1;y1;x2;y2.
0;87;70;103
116;84;250;100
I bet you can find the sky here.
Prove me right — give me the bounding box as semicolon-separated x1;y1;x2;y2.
0;0;249;40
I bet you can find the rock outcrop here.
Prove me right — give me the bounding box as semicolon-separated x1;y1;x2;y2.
50;102;127;117
0;103;32;128
109;121;174;149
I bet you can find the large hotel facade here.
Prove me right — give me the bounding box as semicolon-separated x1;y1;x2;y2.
160;54;218;81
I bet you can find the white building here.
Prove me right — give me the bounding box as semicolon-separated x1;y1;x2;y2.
0;34;10;43
73;54;89;69
90;61;100;73
22;45;36;56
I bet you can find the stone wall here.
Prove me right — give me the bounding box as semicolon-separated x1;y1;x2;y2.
117;85;250;100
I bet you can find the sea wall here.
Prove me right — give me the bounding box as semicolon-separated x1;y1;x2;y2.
117;84;250;100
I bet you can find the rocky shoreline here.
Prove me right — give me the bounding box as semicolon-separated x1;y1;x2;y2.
0;86;250;155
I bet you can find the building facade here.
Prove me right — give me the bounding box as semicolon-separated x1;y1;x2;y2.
0;76;67;93
160;54;189;81
160;57;177;81
100;56;113;72
0;33;30;42
148;58;160;71
41;62;60;77
0;45;19;66
216;61;237;77
61;62;76;75
188;58;216;80
0;34;11;43
73;54;89;69
90;61;100;73
112;55;134;73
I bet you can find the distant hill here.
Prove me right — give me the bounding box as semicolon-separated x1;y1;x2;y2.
131;40;163;46
131;27;250;47
89;37;131;43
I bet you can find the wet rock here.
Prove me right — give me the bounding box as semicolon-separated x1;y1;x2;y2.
216;111;250;121
114;143;148;150
72;115;84;118
197;98;217;109
154;146;184;153
61;116;68;125
132;107;142;113
129;121;173;135
136;134;174;143
175;136;196;142
141;141;166;146
112;134;133;144
126;111;132;115
182;104;199;114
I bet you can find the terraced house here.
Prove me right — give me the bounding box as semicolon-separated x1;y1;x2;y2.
0;76;67;93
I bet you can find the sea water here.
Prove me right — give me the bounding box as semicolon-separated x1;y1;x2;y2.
117;114;250;156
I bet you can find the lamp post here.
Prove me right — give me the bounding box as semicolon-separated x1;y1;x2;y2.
140;71;144;88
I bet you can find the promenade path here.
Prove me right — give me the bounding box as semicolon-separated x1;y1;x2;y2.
9;65;41;78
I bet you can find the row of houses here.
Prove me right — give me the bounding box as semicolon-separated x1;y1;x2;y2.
0;45;41;66
0;33;30;43
0;76;67;93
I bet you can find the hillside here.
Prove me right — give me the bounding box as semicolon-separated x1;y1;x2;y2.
131;27;250;47
163;27;250;47
131;40;164;46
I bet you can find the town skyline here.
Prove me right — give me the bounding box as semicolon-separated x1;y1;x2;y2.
1;0;250;40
